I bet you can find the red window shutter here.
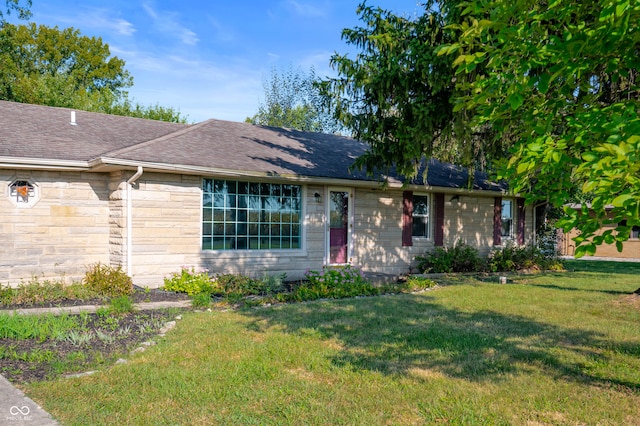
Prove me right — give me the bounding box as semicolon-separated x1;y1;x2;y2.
402;191;413;247
493;197;502;246
517;198;526;245
434;193;445;246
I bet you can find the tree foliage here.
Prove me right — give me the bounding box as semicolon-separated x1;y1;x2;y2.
246;66;342;134
0;0;31;24
446;0;639;256
319;1;503;181
0;23;132;107
324;0;639;254
106;99;188;123
0;22;187;123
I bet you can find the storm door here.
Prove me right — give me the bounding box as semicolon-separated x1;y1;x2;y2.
327;189;352;264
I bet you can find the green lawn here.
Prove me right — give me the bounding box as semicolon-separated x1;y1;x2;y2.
25;262;640;425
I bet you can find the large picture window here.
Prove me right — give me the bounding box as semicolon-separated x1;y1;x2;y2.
202;179;302;250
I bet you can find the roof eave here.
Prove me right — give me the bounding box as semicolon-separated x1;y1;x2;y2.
93;157;508;195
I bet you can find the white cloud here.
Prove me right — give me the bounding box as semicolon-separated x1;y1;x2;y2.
110;44;262;122
284;0;328;17
142;1;199;46
41;8;135;37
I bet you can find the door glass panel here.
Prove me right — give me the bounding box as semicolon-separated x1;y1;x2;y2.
329;191;349;264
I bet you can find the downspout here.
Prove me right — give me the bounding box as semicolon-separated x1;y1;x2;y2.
126;166;143;277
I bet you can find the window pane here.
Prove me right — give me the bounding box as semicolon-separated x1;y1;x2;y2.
237;237;248;250
291;237;300;249
238;182;249;195
412;217;427;237
502;200;513;237
411;195;429;238
203;193;212;208
202;237;212;250
413;195;428;215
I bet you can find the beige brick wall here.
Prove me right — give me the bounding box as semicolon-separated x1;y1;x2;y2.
126;173;202;287
352;190;534;275
0;170;110;285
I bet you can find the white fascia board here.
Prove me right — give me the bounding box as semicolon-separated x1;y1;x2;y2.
0;156;90;171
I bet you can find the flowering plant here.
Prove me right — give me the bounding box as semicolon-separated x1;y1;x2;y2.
163;266;213;295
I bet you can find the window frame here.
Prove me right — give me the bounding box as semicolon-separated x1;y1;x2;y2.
501;199;514;239
411;193;430;239
201;178;303;251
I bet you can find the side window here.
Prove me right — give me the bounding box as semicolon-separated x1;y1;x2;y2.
411;195;430;238
501;199;513;238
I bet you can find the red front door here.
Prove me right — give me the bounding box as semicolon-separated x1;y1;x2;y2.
329;190;349;264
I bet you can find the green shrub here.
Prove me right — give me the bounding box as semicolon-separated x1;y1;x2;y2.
215;273;264;296
259;272;287;295
488;243;558;272
108;295;135;314
83;263;133;297
399;276;437;292
290;266;378;301
191;292;212;308
163;267;214;295
416;241;484;273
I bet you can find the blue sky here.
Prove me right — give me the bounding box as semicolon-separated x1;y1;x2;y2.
18;1;423;123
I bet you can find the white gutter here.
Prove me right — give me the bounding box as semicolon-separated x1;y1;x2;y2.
0;157;89;171
126;166;144;277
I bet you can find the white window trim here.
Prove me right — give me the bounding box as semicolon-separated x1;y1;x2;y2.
412;193;431;240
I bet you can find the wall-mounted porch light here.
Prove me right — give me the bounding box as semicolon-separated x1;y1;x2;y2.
314;192;322;203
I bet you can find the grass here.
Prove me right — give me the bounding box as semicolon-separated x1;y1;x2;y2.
22;261;640;424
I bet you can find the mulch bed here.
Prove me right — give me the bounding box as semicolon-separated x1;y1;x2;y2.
0;288;191;385
0;286;190;311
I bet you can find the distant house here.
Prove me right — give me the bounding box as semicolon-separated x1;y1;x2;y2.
558;205;640;261
0;100;533;287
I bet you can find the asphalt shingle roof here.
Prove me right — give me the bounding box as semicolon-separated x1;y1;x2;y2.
0;100;505;191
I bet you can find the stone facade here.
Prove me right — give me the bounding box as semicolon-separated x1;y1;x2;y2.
1;169;534;288
1;170;110;284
